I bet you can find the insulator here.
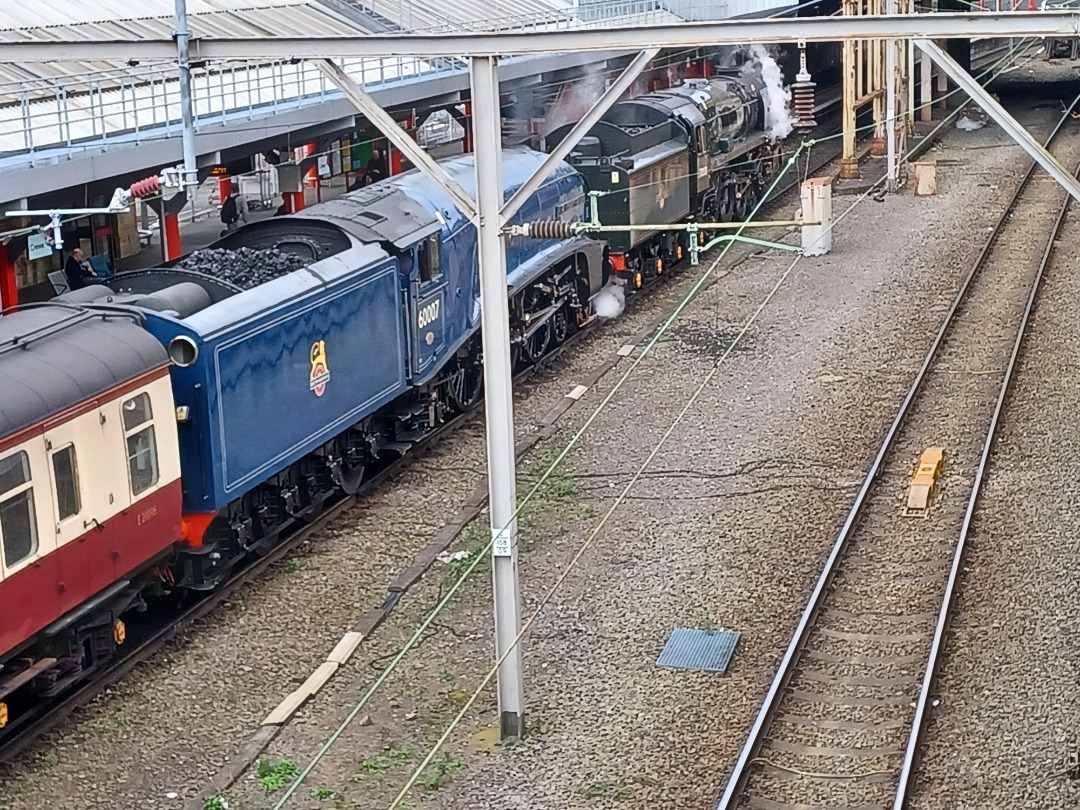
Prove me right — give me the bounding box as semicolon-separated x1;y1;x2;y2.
129;175;163;198
524;220;575;239
791;81;817;130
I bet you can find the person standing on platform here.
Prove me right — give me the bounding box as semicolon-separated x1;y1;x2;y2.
363;146;388;186
219;185;240;236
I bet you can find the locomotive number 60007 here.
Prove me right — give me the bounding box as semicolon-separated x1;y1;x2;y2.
418;299;440;329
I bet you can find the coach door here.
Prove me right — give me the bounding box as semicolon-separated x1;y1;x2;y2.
409;235;447;378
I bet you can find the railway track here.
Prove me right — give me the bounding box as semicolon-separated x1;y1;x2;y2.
715;97;1080;810
0;131;847;768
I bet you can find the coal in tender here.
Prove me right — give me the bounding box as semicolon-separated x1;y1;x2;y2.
175;247;308;290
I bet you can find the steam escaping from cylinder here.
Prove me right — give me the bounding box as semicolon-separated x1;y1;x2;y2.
741;44;796;140
593;278;626;319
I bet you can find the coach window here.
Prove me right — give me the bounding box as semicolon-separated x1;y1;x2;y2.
418;235;442;284
51;444;80;521
0;451;38;569
122;393;159;496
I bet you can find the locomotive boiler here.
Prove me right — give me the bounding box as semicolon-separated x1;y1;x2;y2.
546;74;787;290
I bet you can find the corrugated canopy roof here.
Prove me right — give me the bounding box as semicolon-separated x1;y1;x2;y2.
0;0;717;163
0;0;381;97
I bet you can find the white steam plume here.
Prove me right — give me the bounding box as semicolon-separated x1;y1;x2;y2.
593;278;626;320
544;68;607;136
741;44;795;141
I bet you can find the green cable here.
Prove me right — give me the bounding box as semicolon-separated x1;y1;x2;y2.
272;35;1038;806
383;60;1011;810
269;138;810;810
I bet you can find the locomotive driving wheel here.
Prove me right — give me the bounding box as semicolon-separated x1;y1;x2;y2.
551;305;571;346
520;287;552;364
448;351;483;412
523;320;551;364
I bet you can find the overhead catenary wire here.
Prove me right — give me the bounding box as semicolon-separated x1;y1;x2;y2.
266;35;1041;808
382;59;1029;807
0;29;1029;248
268;132;810;809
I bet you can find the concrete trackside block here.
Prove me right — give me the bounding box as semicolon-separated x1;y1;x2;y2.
328;631;365;665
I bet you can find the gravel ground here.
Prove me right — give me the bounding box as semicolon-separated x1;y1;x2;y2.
0;75;1067;810
206;90;1064;810
907;121;1080;810
0;145;774;810
734;103;1080;810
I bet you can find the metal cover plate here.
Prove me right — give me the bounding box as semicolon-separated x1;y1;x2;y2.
656;628;740;674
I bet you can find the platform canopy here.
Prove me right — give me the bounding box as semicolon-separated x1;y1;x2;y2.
0;11;1078;62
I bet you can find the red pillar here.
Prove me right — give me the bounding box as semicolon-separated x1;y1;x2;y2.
217;175;232;205
389;119;416;176
0;243;16;311
285;191;305;213
162;214;181;261
462;103;473;153
390;139;403;176
305;143;318;189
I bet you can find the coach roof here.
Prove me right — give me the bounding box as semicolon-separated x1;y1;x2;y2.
0;306;168;440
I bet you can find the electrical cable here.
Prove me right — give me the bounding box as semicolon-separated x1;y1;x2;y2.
268;133;811;809
267;34;1041;806
381;80;1010;809
263;29;1041;808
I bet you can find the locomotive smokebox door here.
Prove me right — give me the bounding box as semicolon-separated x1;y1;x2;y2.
409;234;447;377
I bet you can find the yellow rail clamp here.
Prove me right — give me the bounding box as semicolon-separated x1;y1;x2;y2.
906;447;944;515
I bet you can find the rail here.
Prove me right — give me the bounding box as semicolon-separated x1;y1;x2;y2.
715;93;1080;810
0;129;843;765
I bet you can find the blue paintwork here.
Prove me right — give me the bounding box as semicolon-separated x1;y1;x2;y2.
145;148;587;516
386;148;587;384
143;242;409;513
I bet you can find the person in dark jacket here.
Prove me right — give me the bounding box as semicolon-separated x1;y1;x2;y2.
219;189;240;236
63;248;102;291
363;146;388;186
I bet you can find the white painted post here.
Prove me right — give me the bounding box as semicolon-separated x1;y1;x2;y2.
801;177;833;256
470;54;526;741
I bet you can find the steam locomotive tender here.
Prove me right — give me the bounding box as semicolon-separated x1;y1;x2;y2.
546;74;782;290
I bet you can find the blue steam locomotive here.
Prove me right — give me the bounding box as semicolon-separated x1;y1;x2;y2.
51;149;604;590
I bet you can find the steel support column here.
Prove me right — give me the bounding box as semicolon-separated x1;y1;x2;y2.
915;38;1080;203
885;0;900;191
919;48;933;122
173;0;198;188
472;54;526;742
840;0;859;180
500;48;659;225
315;59;478;220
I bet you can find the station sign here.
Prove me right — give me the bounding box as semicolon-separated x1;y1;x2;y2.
27;233;53;260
